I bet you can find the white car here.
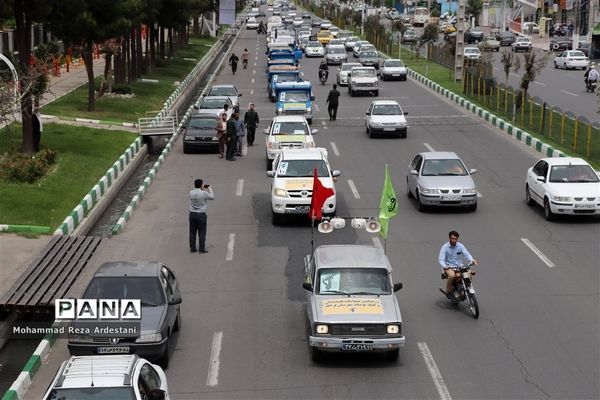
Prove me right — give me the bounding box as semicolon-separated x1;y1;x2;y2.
264;116;317;169
380;58;408;81
329;26;340;37
525;157;600;220
463;46;481;60
348;66;379;96
523;22;540;34
336;62;362;85
553;50;589;70
267;148;339;224
364;100;408;138
354;43;375;58
512;36;532;52
305;41;325;57
246;17;259;29
344;36;359;50
320;19;332;29
293;17;303;27
43;355;170;400
206;84;243;109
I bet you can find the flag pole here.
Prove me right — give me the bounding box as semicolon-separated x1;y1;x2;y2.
311;216;315;257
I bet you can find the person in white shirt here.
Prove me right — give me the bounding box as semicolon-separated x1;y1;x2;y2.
189;178;214;253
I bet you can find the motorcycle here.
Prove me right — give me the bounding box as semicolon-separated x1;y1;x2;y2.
439;262;479;319
586;79;597;93
319;69;328;85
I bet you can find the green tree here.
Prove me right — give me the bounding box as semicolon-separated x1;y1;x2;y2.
466;0;483;25
516;51;549;108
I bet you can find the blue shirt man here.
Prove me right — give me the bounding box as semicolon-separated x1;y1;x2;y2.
439;230;478;296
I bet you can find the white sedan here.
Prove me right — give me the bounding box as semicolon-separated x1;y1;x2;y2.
305;41;325;57
553;50;588;70
525;157;600;220
364;100;408;138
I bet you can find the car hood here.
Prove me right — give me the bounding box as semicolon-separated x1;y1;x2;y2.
313;295;399;323
186;127;215;137
139;305;167;332
382;66;407;73
370;115;407;124
546;182;600;197
419;175;475;189
274;176;334;191
352;76;377;82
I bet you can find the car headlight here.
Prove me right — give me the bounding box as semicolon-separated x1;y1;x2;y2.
463;188;477;194
316;324;329;334
306;107;311;113
371;122;384;127
184;136;193;140
305;142;315;148
267;142;280;149
273;188;288;197
277;108;283;114
374;81;379;86
421;188;440;194
552;195;571;202
136;333;162;343
387;324;400;334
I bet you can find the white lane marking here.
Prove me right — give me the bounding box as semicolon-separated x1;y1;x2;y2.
226;233;236;261
372;236;383;252
347;179;360;199
321;121;327;126
314;102;320;112
424;143;436;152
236;179;244;197
560;89;578;97
242;142;248;156
252;69;256;75
418;342;452;400
477;191;483;198
250;89;254;95
533;81;547;86
521;238;555;268
251;78;255;84
206;331;223;387
330;142;340;156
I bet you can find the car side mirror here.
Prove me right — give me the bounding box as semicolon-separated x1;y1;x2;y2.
239;93;243;97
410;169;418;176
169;295;182;305
403;111;408;115
303;282;313;291
263;128;269;134
193;105;199;110
311;129;318;134
331;170;341;177
393;282;403;292
365;112;370;115
536;175;546;182
310;95;315;101
469;168;477;174
267;171;274;177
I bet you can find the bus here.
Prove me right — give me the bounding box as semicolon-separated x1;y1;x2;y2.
412;7;430;27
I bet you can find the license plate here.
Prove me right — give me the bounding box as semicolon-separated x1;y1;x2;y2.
392;74;400;76
575;204;595;209
342;343;373;351
295;206;310;212
442;195;461;200
97;346;129;354
383;127;396;131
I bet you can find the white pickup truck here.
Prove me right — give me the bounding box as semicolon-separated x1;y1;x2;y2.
348;66;379;96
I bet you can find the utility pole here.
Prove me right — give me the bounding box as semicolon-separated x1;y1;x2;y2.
454;0;466;81
361;2;366;35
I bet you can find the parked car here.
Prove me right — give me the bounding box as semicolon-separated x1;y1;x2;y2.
196;96;233;118
406;152;478;211
465;29;485;44
550;38;572;52
183;113;219;153
478;36;500;52
67;261;182;368
512;36;532;52
525;157;600;220
380;59;407;81
554;50;588;69
495;31;516;46
364;100;408;138
523;22;540;34
43;355;170;400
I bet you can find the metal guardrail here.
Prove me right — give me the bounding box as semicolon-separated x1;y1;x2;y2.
138;115;177;136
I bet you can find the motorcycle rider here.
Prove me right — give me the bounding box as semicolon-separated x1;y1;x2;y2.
439;230;478;297
242;48;249;69
584;64;598;89
319;60;329;81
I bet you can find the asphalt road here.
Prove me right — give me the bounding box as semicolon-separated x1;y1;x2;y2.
24;14;599;400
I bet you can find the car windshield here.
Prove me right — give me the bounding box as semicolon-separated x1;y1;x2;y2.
317;32;329;37
276;160;328;177
46;387;135;400
189;117;216;129
361;51;378;57
372;104;401;115
316;268;391;295
569;51;585;57
328;47;346;54
422;159;468;176
347;37;358;42
274;74;298;83
83;277;165;306
352;69;375;77
209;87;237;96
308;41;321;47
200;99;229;109
465;48;479;54
271;121;309;135
548;165;599;183
280;91;309;102
384;60;404;67
342;64;360;71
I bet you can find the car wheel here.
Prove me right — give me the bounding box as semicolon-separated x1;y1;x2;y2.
554;61;558;69
374;90;379;96
406;178;414;198
525;185;535;206
158;339;170;368
350;88;355;97
311;346;324;362
183;145;189;154
272;212;283;225
368;126;374;138
386;349;399;362
416;192;425;212
382;74;386;81
544;198;555;221
173;310;181;332
266;158;272;170
307;118;312;125
468;202;477;212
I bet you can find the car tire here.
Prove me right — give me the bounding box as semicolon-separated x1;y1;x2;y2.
374;90;379;96
158;339;170;368
525;185;535;206
308;118;312;125
406;178;414;198
173;310;181;332
266;158;272;170
311;346;324;362
416;192;425;212
381;74;386;81
468;203;477;212
367;126;374;138
554;61;558;69
386;349;399;362
544;198;555;221
183;145;189;154
272;212;283;225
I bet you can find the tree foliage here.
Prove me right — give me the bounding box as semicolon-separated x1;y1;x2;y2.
466;0;483;24
500;49;520;86
517;50;549;106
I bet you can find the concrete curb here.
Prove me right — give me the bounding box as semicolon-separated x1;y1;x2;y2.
405;68;567;158
41;114;137;128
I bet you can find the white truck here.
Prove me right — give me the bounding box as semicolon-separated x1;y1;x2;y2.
348;66;379;96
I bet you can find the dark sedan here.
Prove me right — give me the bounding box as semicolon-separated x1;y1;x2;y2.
550;38;572;52
67;261;182;368
495;31;516;46
465;29;485;44
183;113;219;153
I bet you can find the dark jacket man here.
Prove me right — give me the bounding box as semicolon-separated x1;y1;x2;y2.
244;104;260;146
226;113;238;161
326;84;340;121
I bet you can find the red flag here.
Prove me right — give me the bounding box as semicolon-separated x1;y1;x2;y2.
309;168;334;220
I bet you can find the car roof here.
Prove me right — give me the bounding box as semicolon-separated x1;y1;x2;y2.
384;58;402;62
202;96;231;102
94;261;162;277
314;245;391;270
192;113;218;119
55;355;140;388
371;100;400;106
420;151;460;159
272;115;308;122
211;84;236;89
280;147;328;160
541;157;590;166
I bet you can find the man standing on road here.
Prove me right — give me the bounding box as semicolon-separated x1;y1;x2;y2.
234;111;246;156
244;103;259;146
326;84;340;121
189;178;214;254
215;112;228;158
226;111;238;161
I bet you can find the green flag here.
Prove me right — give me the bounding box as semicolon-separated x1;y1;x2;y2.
378;164;398;239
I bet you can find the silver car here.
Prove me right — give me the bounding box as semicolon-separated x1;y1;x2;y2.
325;45;348;65
206;84;242;109
336;62;362;85
406;151;478;211
303;245;405;362
380;59;407;81
344;36;359;51
358;50;380;69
